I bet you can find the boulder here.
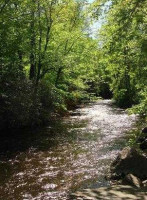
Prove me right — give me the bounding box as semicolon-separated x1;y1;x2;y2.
110;147;147;180
122;174;141;188
142;180;147;187
71;185;147;200
140;138;147;150
142;127;147;134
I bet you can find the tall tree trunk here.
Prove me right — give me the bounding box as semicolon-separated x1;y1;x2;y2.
18;50;23;71
55;67;62;87
36;0;42;86
29;0;36;80
124;46;132;106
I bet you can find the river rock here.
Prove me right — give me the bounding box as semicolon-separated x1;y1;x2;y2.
122;174;141;188
110;147;147;180
142;180;147;187
70;185;147;200
137;127;147;143
142;127;147;134
140;138;147;150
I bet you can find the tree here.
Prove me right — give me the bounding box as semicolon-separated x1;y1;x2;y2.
95;0;147;108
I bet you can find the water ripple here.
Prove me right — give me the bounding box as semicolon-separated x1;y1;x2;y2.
0;100;137;200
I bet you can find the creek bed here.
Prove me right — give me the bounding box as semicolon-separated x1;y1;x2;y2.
0;100;137;200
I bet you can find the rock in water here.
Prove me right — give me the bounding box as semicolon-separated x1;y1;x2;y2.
110;147;147;180
123;174;141;188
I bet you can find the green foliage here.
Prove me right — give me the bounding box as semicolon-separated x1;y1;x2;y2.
96;0;147;110
129;87;147;117
0;69;67;129
0;0;100;130
1;0;146;130
0;68;39;129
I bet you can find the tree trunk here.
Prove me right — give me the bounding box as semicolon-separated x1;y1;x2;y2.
29;0;36;80
55;67;62;87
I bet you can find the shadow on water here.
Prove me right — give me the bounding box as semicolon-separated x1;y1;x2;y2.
0;100;137;200
0;118;88;156
0;122;67;157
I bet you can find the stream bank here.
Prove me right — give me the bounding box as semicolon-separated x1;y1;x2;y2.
71;103;147;199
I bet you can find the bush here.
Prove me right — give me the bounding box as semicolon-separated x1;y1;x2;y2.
38;82;67;117
113;89;132;108
128;88;147;117
0;67;42;129
0;70;68;130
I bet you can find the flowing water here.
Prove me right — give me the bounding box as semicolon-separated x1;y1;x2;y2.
0;100;137;200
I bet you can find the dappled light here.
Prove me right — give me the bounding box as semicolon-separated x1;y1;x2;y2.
0;0;147;199
0;100;137;199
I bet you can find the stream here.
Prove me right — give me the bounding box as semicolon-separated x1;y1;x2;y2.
0;100;137;200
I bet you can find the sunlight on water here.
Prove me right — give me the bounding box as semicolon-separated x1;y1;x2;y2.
0;100;137;200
